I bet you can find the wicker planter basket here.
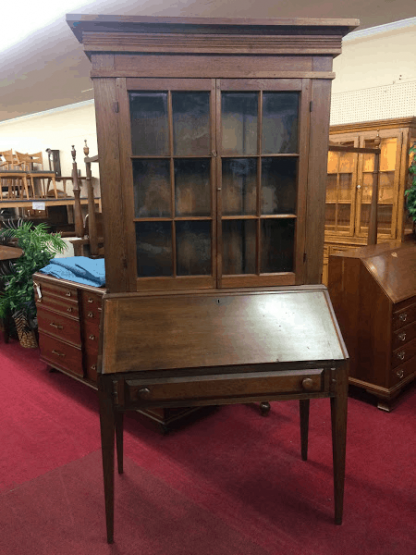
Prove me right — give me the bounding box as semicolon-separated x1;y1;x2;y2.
13;313;38;348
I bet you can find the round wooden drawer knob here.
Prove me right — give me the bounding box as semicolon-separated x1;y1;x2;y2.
301;378;314;391
138;387;151;398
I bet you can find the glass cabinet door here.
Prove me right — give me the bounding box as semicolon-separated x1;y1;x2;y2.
325;139;359;236
355;134;402;239
219;80;307;288
125;79;216;290
121;78;308;291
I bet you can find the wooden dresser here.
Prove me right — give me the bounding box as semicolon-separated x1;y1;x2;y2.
328;240;416;410
33;272;201;431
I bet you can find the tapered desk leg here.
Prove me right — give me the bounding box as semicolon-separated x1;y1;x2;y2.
299;399;310;461
98;377;115;544
330;364;348;525
115;411;124;475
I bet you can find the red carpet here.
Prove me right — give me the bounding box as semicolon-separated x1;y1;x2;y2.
1;334;415;554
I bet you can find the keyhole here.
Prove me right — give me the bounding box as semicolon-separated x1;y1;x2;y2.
217;299;220;304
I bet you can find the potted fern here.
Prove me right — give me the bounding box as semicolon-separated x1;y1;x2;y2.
405;142;416;236
0;221;66;347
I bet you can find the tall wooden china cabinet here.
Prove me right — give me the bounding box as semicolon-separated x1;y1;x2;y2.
66;15;358;542
67;15;358;294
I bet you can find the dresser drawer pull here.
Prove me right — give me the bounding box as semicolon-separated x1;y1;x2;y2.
396;369;404;379
301;378;315;390
91;364;97;371
138;387;151;398
66;307;73;313
65;291;72;297
50;322;63;330
88;298;94;303
399;313;408;322
52;349;65;358
89;334;96;341
397;351;405;361
98;307;102;312
398;332;406;342
88;312;94;318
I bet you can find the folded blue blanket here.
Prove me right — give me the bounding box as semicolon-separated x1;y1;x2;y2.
39;256;106;287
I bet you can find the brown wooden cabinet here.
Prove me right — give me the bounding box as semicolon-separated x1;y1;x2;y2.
322;117;416;284
67;15;358;294
328;240;416;410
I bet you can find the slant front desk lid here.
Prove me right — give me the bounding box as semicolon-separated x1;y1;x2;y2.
100;286;347;374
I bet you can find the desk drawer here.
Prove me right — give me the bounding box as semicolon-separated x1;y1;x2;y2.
391;337;416;369
392;303;416;330
84;321;100;353
37;308;81;347
81;291;103;323
125;369;326;405
392;321;416;350
39;333;83;376
36;294;79;319
36;281;78;303
390;355;416;386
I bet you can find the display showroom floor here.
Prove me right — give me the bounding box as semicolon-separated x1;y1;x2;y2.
0;333;415;555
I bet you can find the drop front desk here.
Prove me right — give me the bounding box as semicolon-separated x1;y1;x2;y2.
98;285;349;543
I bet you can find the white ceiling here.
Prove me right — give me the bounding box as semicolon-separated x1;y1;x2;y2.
1;0;415;122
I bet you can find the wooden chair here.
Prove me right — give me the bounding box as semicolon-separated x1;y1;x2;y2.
16;151;58;199
0;150;30;199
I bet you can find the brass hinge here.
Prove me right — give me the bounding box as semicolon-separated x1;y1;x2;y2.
113;102;119;113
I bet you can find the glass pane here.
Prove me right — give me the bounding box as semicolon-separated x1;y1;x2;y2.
325;204;336;231
172;92;210;156
222;93;258;155
135;221;172;277
262;93;299;154
339;173;353;203
327;151;339;174
339;151;354;172
380;171;395;204
222;158;257;216
222;220;256;275
174;159;210;217
261;219;295;273
176;221;211;276
337;204;351;230
359;204;370;230
261;158;297;215
378;205;393;233
129;92;169;156
133;160;171;218
326;174;337;203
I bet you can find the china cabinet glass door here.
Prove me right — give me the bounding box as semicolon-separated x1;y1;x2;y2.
121;78;308;291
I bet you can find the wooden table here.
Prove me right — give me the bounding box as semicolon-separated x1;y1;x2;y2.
98;285;349;543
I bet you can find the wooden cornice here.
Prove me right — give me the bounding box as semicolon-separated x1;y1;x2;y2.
82;31;343;56
330;117;416;134
67;14;359;58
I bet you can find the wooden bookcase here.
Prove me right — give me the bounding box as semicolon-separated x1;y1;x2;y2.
67;15;358;294
323;117;416;284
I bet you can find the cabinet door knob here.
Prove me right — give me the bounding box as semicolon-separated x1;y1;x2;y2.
138;387;151;398
398;332;406;342
301;378;314;391
399;313;407;322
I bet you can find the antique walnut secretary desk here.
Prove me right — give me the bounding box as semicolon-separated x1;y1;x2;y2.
67;14;358;542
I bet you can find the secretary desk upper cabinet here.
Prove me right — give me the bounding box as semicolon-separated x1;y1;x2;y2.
67;15;358;293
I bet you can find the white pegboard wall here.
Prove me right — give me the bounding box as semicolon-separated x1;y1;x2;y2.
330;80;416;125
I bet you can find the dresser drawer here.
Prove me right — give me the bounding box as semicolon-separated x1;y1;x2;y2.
84;321;100;353
391;337;416;369
85;351;99;382
392;303;416;330
37;308;82;347
125;369;327;406
39;333;83;376
36;281;78;303
390;355;416;386
392;321;416;350
35;293;79;319
81;291;103;322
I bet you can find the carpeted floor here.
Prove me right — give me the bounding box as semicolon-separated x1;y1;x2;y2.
1;334;415;554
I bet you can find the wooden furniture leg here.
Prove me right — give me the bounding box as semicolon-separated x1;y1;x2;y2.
98;377;115;544
330;364;348;525
299;399;310;461
115;411;124;475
